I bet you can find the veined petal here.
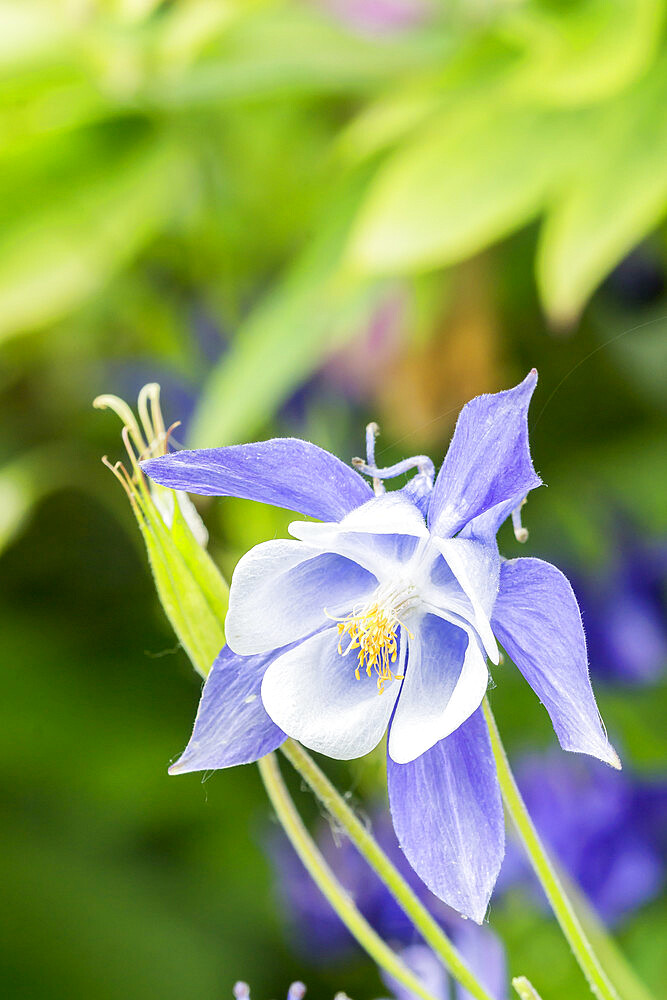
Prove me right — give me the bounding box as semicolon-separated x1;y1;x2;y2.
226;540;376;655
169;645;285;774
142;438;373;522
388;616;488;764
491;557;620;768
428;372;541;539
388;708;505;923
430;537;500;663
261;627;402;760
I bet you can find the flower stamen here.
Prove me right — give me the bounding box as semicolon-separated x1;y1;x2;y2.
328;601;406;694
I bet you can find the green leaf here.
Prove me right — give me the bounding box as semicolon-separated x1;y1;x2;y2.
189;180;386;447
0;134;186;344
0;447;57;556
502;0;665;107
538;55;667;323
337;33;520;166
347;101;580;275
147;5;448;106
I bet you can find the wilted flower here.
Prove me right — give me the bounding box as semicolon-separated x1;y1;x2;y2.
272;808;507;999
143;372;618;921
498;752;667;925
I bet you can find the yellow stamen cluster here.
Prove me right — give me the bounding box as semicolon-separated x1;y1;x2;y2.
335;603;404;694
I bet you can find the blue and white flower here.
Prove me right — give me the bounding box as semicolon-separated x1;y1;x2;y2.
143;371;619;922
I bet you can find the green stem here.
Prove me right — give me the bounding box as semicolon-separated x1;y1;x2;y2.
482;698;621;1000
560;871;656;1000
257;753;440;1000
280;739;495;1000
512;976;544;1000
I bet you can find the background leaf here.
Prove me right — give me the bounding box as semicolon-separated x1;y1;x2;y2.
347;102;581;275
538;55;667;323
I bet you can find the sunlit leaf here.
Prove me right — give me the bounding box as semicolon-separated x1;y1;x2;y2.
0;135;186;344
502;0;664;106
538;55;667;323
146;5;447;106
347;100;581;275
338;33;520;165
189;180;387;447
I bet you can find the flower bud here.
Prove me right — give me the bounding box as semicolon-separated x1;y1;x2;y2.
94;383;228;676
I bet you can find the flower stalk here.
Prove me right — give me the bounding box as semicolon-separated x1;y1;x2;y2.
482;698;621;1000
279;738;495;1000
512;977;544;1000
258;752;441;1000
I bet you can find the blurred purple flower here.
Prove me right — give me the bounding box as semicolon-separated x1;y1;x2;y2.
573;529;667;685
321;0;432;35
498;752;667;925
380;939;506;1000
271;808;507;1000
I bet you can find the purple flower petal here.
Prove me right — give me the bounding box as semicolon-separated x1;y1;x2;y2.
428;372;541;539
226;540;376;655
142;438;372;521
491;557;620;768
169;645;285;773
388;617;488;764
388;708;504;923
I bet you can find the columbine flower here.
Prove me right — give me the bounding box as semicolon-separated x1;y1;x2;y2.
143;371;619;921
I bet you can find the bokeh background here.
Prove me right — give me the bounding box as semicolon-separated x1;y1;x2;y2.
1;1;665;998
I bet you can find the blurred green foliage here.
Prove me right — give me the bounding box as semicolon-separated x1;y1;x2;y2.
0;1;666;998
2;0;667;446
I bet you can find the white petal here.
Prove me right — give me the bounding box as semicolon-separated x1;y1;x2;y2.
388;615;488;764
339;493;429;535
226;540;376;655
261;627;402;759
289;495;427;583
290;492;427;544
430;537;500;663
